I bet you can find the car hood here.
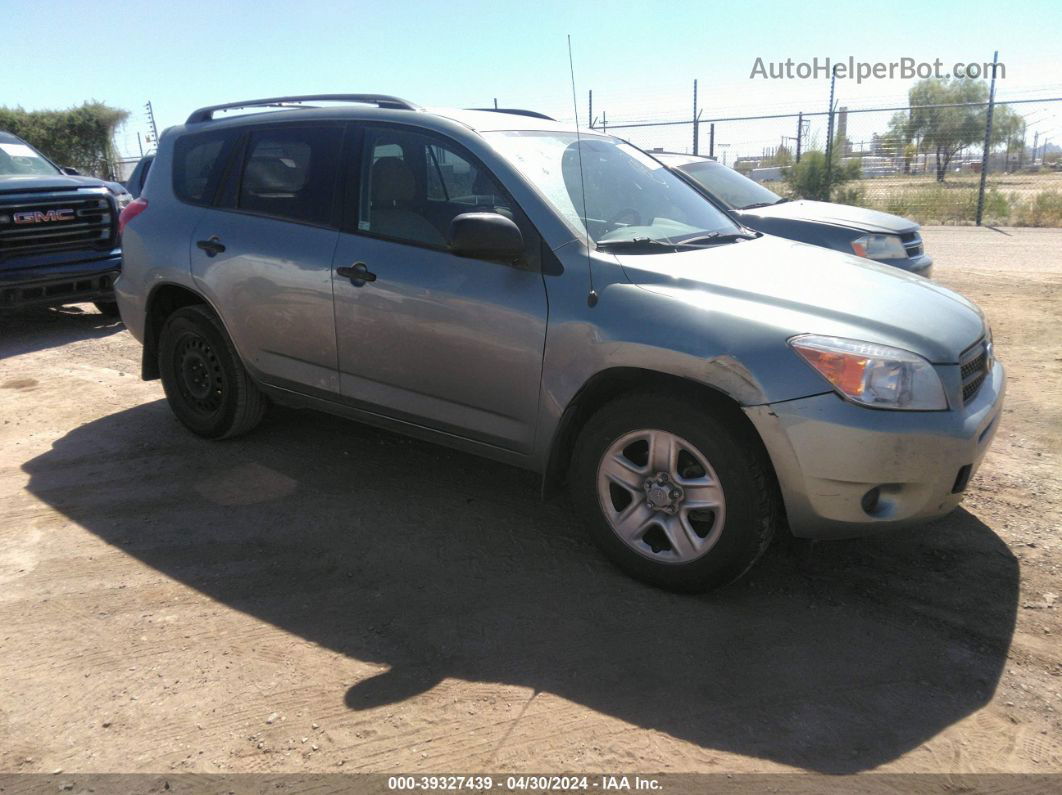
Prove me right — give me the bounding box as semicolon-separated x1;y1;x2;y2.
0;174;109;195
614;235;983;363
741;199;917;234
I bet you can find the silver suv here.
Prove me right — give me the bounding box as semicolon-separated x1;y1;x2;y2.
116;94;1005;592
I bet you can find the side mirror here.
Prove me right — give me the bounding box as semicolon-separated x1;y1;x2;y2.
61;166;81;176
449;212;523;262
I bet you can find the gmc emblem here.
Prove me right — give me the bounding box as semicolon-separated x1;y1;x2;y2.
13;208;76;224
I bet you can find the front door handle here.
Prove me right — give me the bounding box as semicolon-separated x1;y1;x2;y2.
336;262;377;286
196;236;226;257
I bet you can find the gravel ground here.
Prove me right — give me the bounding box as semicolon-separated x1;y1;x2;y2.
0;226;1059;776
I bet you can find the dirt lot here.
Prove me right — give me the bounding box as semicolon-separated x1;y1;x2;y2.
1;227;1060;777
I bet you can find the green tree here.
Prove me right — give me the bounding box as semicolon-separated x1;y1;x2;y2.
785;150;861;202
0;101;128;177
904;78;1024;182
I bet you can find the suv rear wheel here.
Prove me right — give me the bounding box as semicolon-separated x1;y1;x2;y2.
158;304;267;439
570;392;778;592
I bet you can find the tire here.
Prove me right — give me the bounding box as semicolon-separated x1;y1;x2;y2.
158;304;267;439
569;392;779;592
93;300;121;317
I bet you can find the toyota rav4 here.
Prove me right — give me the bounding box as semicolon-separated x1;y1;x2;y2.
116;94;1005;591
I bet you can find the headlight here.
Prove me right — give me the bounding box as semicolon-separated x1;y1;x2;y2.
114;192;133;210
790;334;947;410
850;233;907;260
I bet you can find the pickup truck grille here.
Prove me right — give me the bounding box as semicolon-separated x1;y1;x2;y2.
0;190;115;259
960;338;990;404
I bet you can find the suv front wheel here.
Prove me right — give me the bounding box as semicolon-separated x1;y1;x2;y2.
570;393;778;592
158;304;267;439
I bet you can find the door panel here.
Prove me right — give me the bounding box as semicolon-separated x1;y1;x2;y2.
191;211;340;393
332;234;547;453
189;123;345;395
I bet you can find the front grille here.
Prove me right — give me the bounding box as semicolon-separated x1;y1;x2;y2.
960;339;989;404
900;230;923;259
0;189;115;259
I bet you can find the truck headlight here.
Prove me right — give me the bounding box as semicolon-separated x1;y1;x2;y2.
790;334;948;410
850;233;907;260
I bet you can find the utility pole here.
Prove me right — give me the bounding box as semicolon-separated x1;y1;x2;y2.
1032;131;1039;165
588;89;593;129
795;112;803;162
709;123;715;160
144;101;159;150
493;97;498;109
975;50;999;226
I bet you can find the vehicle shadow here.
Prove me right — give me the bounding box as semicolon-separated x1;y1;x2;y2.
22;401;1018;774
0;304;123;360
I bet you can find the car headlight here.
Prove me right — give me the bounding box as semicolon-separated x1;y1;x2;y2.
790;334;948;410
850;233;907;260
114;192;133;210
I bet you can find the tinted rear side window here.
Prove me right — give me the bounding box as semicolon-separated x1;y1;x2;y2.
237;125;343;226
172;130;239;206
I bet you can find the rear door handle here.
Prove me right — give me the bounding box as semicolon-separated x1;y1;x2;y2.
336;262;377;286
196;236;225;257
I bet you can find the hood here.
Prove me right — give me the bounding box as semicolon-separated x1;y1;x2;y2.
0;174;109;195
614;235;983;363
741;200;917;234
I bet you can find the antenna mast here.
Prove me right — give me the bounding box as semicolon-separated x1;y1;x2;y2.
567;35;598;308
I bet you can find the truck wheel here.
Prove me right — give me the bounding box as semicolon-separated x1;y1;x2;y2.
158;304;267;439
570;392;778;592
93;300;121;317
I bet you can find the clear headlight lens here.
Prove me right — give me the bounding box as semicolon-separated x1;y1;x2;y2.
114;192;133;210
850;233;907;260
790;334;948;410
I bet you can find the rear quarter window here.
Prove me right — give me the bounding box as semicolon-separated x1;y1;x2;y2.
172;130;239;206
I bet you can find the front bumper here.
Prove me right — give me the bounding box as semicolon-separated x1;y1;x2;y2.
0;254;121;309
882;252;933;278
745;359;1005;539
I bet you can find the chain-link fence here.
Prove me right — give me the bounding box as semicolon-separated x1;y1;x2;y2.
587;85;1062;227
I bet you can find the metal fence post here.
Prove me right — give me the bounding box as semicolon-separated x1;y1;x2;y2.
824;71;837;199
975;51;1000;226
795;112;803;163
692;79;699;155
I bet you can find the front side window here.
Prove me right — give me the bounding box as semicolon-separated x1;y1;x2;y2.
358;127;520;250
0;137;59;177
237;125;342;226
484;131;742;246
678;161;783;211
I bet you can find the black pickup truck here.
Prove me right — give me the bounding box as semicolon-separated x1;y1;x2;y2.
1;130;128;315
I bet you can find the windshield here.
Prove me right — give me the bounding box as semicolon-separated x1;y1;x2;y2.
677;161;783;210
0;138;60;177
484;131;740;246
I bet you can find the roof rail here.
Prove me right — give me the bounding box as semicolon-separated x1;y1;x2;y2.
186;94;420;124
466;108;556;121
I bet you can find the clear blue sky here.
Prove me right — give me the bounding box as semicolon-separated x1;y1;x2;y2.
3;0;1060;158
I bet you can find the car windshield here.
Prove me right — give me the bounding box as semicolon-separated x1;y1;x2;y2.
484;131;741;247
677;161;783;210
0;138;60;177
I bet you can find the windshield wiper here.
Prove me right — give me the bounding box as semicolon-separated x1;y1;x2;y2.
596;237;695;252
740;198;788;210
676;230;760;246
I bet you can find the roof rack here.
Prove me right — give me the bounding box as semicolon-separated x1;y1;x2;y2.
466;108;556;121
186;94;420;124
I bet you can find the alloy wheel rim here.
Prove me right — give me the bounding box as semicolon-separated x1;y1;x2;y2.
596;429;726;564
